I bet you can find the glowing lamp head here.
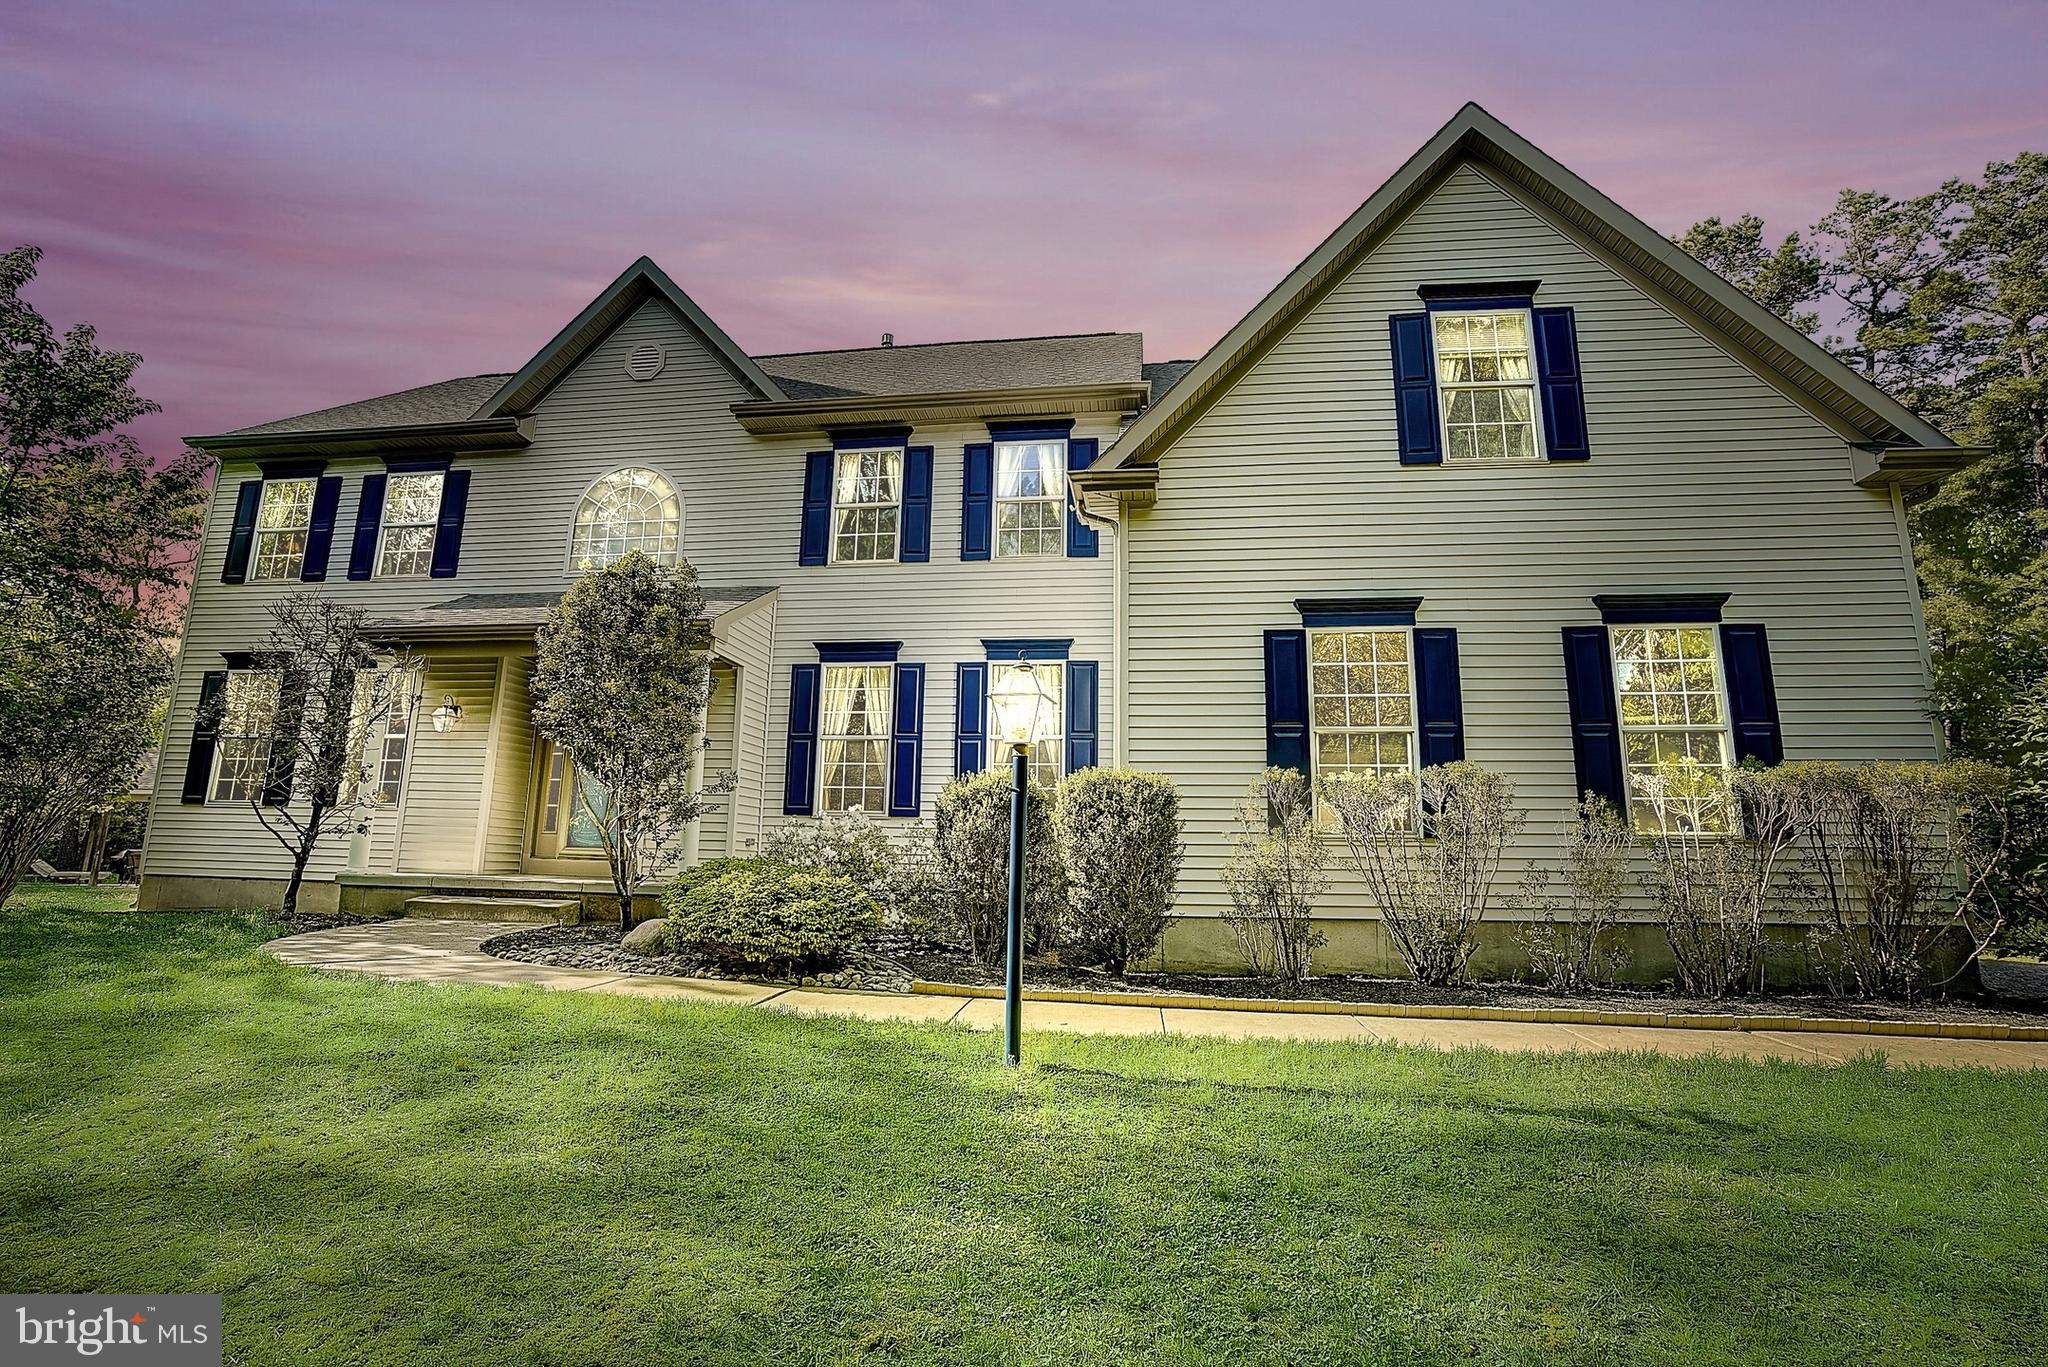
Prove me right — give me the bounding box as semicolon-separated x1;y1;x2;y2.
987;659;1060;749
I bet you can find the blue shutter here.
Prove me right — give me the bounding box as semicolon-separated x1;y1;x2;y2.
1065;660;1099;772
299;475;344;582
428;469;470;578
1065;438;1099;558
1721;624;1783;766
1561;626;1627;812
347;473;387;580
782;664;821;815
1263;630;1310;777
888;663;926;816
1533;306;1590;461
261;670;306;807
1389;313;1442;465
899;446;933;563
955;662;988;775
180;670;229;803
220;481;263;583
799;452;832;566
961;442;993;561
1413;628;1465;766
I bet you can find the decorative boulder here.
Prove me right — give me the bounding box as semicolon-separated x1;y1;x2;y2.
620;917;670;956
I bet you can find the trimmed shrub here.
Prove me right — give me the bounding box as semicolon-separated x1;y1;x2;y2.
661;862;879;975
932;766;1065;963
1220;768;1327;985
665;856;777;902
761;810;954;940
1053;768;1184;973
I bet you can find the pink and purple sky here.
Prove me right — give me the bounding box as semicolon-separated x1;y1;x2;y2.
6;0;2045;464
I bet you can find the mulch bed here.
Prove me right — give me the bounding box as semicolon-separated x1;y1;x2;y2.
266;909;376;936
906;951;2048;1026
479;924;2048;1027
481;925;927;994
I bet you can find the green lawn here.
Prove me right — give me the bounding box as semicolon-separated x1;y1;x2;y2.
3;886;2045;1366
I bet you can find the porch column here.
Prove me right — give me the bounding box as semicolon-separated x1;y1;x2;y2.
678;683;708;869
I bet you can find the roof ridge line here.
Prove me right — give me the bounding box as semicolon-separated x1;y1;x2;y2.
757;331;1138;359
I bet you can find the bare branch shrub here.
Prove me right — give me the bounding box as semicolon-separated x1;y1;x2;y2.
1739;760;2011;999
1517;797;1633;992
1321;762;1525;986
1219;768;1327;985
1636;758;1803;998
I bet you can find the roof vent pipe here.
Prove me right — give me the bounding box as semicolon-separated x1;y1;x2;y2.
881;333;893;347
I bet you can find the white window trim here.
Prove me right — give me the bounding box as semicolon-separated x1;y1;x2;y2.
1432;307;1546;466
208;668;282;804
1606;622;1739;829
992;437;1068;559
817;662;895;815
563;466;685;574
249;478;317;582
1304;627;1420;798
374;471;445;580
827;446;905;566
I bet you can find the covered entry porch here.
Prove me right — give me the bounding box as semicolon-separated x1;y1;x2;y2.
342;586;778;919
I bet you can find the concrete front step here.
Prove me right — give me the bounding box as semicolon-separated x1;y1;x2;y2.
402;895;581;925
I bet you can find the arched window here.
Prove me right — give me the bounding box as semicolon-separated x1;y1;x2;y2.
568;467;682;571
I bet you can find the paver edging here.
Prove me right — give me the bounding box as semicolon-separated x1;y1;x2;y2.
908;980;2048;1041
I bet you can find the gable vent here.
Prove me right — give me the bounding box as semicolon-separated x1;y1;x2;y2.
625;343;666;382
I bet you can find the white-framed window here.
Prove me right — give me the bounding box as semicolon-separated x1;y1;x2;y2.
342;669;417;807
1307;628;1417;788
250;479;317;581
818;664;893;814
569;467;682;571
994;439;1067;558
1609;624;1735;832
1433;309;1543;464
538;747;611;851
987;660;1064;787
831;447;902;563
376;471;445;578
210;670;282;803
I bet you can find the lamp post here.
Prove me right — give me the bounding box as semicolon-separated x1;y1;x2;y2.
985;658;1061;1067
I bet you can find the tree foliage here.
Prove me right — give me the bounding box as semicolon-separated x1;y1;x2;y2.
0;245;206;905
1673;214;1823;332
210;595;416;917
530;552;725;929
1052;767;1184;974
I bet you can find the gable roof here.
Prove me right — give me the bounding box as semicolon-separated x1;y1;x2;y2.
477;256;787;414
759;333;1144;397
1094;102;1955;473
225;374;511;437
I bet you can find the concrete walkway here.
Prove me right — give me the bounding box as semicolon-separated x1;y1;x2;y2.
264;920;2048;1070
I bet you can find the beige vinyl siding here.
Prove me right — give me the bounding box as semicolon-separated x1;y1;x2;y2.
484;656;535;872
699;664;736;859
711;595;778;856
394;658;499;873
1122;162;1938;921
144;295;1115;894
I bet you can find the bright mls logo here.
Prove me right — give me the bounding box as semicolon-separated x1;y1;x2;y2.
4;1296;220;1365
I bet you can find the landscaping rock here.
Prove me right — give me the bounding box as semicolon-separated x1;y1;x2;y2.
620;918;670;956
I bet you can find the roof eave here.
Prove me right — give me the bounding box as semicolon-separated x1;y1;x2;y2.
1069;462;1160;512
1852;445;1989;493
731;382;1151;435
478;257;786;416
1097;102;1958;473
185;416;535;460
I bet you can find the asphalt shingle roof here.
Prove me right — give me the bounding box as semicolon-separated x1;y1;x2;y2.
229;374;512;436
223;332;1157;438
758;333;1144;397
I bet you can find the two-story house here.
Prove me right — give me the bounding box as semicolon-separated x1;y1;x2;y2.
141;105;1973;971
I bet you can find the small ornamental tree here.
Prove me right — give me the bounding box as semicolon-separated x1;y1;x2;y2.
1053;768;1184;974
210;594;417;918
530;552;727;929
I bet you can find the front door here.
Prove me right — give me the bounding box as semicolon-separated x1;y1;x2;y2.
530;739;612;863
